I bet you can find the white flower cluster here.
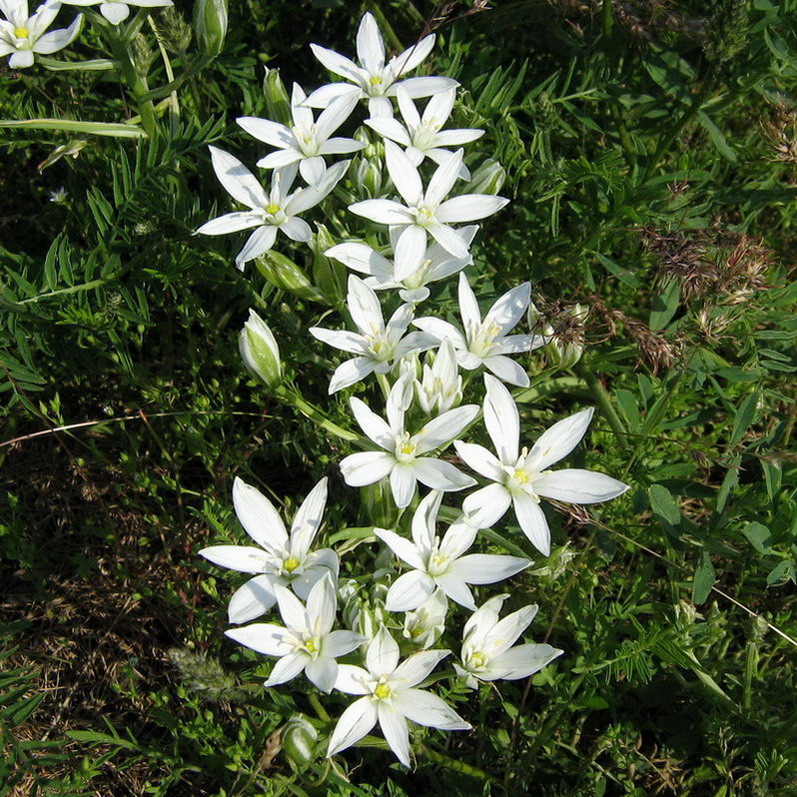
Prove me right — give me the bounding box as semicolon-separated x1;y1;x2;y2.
198;13;630;769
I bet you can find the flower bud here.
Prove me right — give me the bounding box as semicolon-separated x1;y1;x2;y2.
463;158;506;196
355;154;384;199
255;251;325;303
239;309;282;388
313;223;345;306
193;0;227;57
415;339;462;415
282;715;318;769
529;301;587;370
403;590;447;649
263;68;292;127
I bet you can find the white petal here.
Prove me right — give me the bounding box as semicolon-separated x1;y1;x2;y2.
425;149;464;207
225;623;294;656
483;374;520;464
368;95;394;118
8;49;35;68
434;572;476;609
340;451;395;486
483;604;539;657
527;407;594;471
289;478;328;558
449;554;530;585
413;404;479;455
385;569;436;612
391;650;449;687
457;272;482;335
436;194;509;223
326;242;393;278
437;518;477;561
236;116;294;149
462;483;512;529
280;216;312;242
433;129;485;147
392;687;470;730
411;490;442;553
334;664;372;695
413;458;475;491
492;334;537;355
198;544;272;574
299;156;327;184
306;572;336;636
366;116;412;146
235;225;278;269
512;492;551;556
384;139;423;206
349;397;393;447
453;441;504;481
317;137;365;154
421;87;455;126
412;317;467;349
390;464;418;508
389;34;435;76
305;656;338;693
349;198;413;226
323;630;365;658
328;697;378;758
310;326;370;355
489;643;564;680
484;282;531;336
32;16;82;54
291;549;339;600
264;651;308;687
275;583;308;631
396;84;422;127
208;146;268;210
395;75;458;99
393;224;426;282
233;477;288;554
329;358;378;393
356;11;385;75
310;43;365;84
347;274;384;334
378;703;410;767
367;625;400;676
100;1;129;23
534;469;629;504
315;92;360;141
196;211;262;236
374;528;426;571
228;574;279;623
305;81;363;109
484;355;530;388
428;223;470;259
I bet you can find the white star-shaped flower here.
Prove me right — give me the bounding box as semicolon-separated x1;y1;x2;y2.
196;147;348;270
340;373;478;508
366;86;484;177
454;595;563;689
349;140;508;259
237;84;365;185
305;11;457;118
328;625;470;767
309;275;437;394
414;272;544;388
0;0;82;68
455;375;629;556
199;477;339;624
225;574;365;693
375;491;530;611
325;224;478;304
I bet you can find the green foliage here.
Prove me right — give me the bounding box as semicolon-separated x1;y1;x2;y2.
1;0;797;794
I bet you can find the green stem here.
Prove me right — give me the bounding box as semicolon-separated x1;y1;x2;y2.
601;0;613;37
276;386;360;443
418;746;495;783
106;31;158;138
307;692;330;723
576;366;628;450
376;372;391;402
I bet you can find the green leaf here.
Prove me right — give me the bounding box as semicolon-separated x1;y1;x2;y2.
697;111;737;162
729;391;759;446
0;119;147;138
648;484;681;527
742;522;772;554
615;389;640;431
692;550;715;605
766;559;796;587
649;279;680;330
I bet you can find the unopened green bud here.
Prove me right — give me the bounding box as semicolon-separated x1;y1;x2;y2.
263;68;292;127
193;0;227;57
463;158;506;195
704;0;748;64
282;715;318;769
534;92;559;132
529;301;587;370
313;223;345;306
255;251;325;303
239;309;282;388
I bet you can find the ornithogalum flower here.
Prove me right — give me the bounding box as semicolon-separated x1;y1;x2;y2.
455;375;629;556
196;147;348;270
349;141;508;259
237;84;365;185
325;225;477;304
0;1;82;68
328;625;470;766
376;491;530;611
60;0;172;26
414;272;544;388
199;477;338;624
415;338;462;415
309;275;437;394
239;309;282;388
305;11;456;118
340;374;478;508
225;574;365;693
454;595;563;688
366;86;484;176
403;588;447;649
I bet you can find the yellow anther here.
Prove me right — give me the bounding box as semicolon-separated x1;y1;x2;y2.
370;75;383;86
513;468;529;484
400;443;414;455
14;27;29;38
470;651;487;668
283;556;300;573
265;203;281;214
304;638;317;653
374;682;392;699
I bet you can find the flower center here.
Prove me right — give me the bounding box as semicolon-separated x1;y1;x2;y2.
470;320;503;357
373;682;393;700
14;27;29;38
427;551;449;577
414;206;435;227
367;333;392;362
369;75;383;86
469;651;487;669
513;468;529;484
283;556;301;573
303;637;318;654
403;258;433;289
394;433;417;462
265;202;281;215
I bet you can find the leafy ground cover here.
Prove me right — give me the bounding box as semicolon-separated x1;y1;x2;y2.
1;0;796;794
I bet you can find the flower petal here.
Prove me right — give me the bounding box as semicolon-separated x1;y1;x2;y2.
374;528;426;571
236;116;294;149
390;463;418;508
235;225;278;270
228;574;279;623
462;483;512;529
323;630;366;658
436;194;509;224
395;76;458;100
349;397;393;448
196;211;262;236
428;222;470;259
411;490;442;553
488;643;564;680
391;650;449;687
367;625;400;676
275;583;309;631
233;477;288;554
384;569;436;612
390;34;435;77
484;354;530;388
413;403;479;454
483;374;520;463
340;451;395;486
527;408;595;471
334;664;371;695
208;146;268;210
225;623;294;656
413;458;475;492
310;43;365;83
483;282;530;336
384;139;423;206
449;554;530;585
264;651;308;687
437;518;477;561
434;572;476;609
425;149;464;207
392;687;471;730
329;357;378;393
306;571;336;636
535;469;629;504
328;697;378;758
349;198;414;226
199;544;272;574
453;441;504;481
512;491;551;556
378;702;410;767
